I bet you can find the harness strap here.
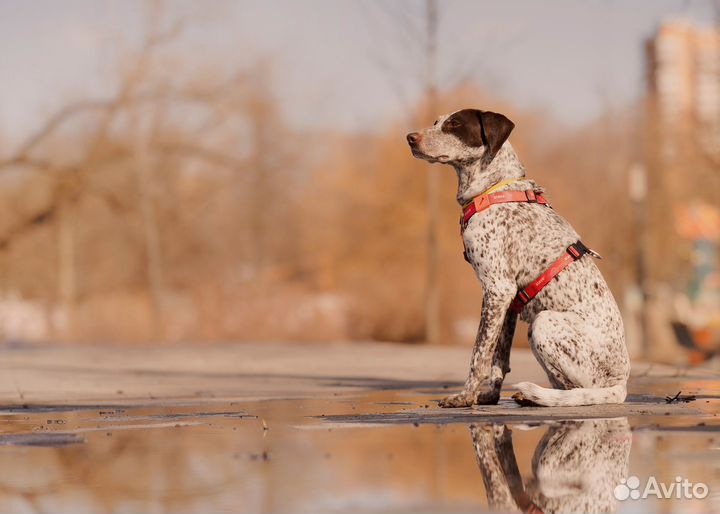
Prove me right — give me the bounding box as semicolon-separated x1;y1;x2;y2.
462;189;549;228
510;241;590;314
526;503;545;514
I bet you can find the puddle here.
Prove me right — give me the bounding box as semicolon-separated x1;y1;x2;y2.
0;432;84;447
0;380;718;513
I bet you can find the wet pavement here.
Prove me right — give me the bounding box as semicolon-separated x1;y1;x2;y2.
1;342;719;513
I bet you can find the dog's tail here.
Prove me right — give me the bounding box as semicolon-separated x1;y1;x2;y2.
512;382;626;407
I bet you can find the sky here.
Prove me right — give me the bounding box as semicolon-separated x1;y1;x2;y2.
0;0;716;147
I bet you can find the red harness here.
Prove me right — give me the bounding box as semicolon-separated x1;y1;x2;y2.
509;241;590;313
462;189;548;228
461;188;592;314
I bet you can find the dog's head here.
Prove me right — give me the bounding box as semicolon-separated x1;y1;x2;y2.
407;109;515;164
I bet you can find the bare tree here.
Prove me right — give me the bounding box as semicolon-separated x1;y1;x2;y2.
423;0;441;344
362;1;519;343
0;4;288;341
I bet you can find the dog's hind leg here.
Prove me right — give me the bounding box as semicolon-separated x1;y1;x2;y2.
513;310;628;407
494;309;517;378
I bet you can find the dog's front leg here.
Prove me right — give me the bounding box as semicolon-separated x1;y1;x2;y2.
494;308;517;379
439;284;515;408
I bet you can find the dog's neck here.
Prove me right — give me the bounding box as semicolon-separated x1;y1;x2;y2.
452;143;526;205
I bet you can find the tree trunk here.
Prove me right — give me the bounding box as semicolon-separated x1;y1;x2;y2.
57;200;76;339
133;122;166;340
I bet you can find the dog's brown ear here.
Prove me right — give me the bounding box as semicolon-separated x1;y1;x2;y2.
477;111;515;157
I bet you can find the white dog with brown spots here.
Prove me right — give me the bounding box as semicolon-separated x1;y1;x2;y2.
407;109;629;408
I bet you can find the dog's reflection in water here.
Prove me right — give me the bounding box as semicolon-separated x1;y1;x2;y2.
470;418;631;514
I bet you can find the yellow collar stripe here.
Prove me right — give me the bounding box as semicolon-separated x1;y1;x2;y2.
479;178;524;196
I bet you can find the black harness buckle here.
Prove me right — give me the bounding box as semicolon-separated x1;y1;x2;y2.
517;289;531;304
567;241;589;260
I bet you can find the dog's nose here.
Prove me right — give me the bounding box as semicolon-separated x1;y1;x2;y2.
406;132;421;144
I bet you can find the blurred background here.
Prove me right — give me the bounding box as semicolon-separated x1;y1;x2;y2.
0;0;718;364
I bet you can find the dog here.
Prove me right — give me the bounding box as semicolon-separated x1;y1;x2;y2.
407;109;629;407
470;418;631;513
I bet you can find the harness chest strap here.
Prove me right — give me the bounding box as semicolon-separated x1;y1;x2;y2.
510;241;590;314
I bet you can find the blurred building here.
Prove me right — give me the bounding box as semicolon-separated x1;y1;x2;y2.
642;20;720;363
647;20;720;158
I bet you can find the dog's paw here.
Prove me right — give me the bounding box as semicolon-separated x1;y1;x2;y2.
438;391;474;408
438;389;499;408
474;389;501;405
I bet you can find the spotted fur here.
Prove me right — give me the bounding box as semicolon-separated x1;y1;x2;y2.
407;109;630;408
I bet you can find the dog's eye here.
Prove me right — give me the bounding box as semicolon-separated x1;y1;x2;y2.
446;119;459;128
